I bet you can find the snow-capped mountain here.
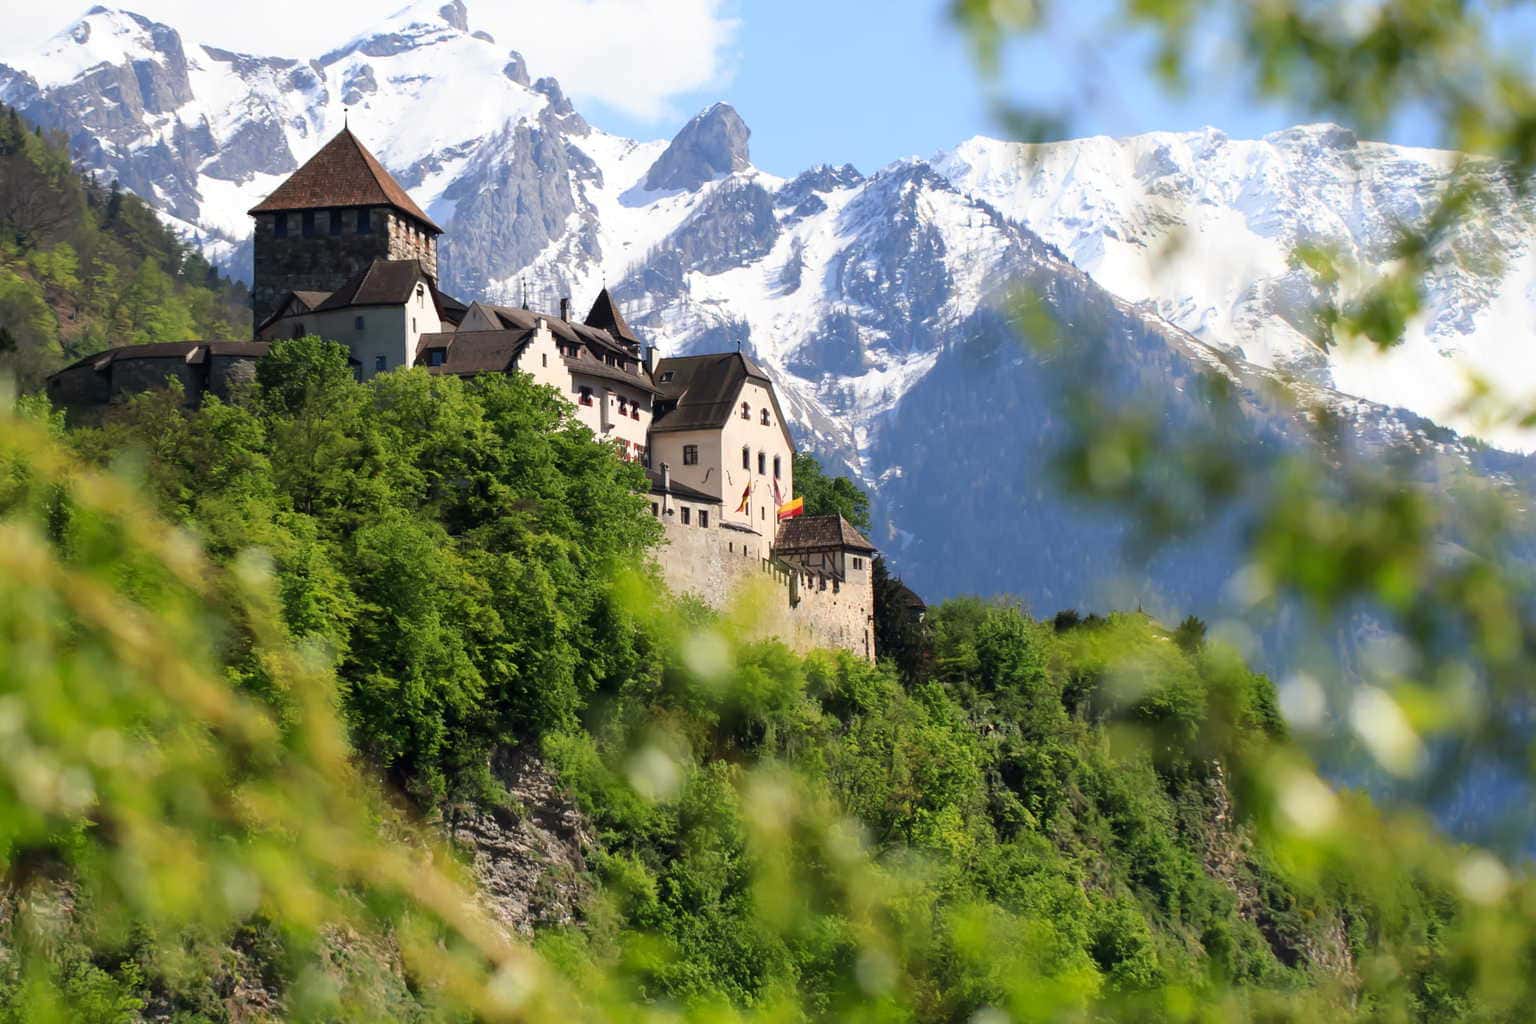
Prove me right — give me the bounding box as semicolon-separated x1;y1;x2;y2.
936;128;1536;450
6;2;1536;659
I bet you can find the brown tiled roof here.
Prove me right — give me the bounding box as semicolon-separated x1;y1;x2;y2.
417;329;533;375
247;128;442;232
316;259;430;311
650;351;789;437
563;355;657;394
479;304;637;362
54;341;270;375
774;514;876;554
584;287;639;344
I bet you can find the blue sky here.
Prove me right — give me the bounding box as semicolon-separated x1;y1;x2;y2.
583;0;1423;177
6;0;1516;177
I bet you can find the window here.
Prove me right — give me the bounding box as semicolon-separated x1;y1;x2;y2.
773;456;781;479
374;355;386;372
631;404;641;420
618;398;628;416
761;506;766;521
681;507;691;526
357;208;372;233
541;353;547;367
651;502;658;516
852;557;863;570
683;445;698;465
329;209;343;236
757;452;766;475
415;284;425;302
302;210;316;237
659;371;674;383
818;576;827;592
272;214;288;238
740;402;750;420
742;447;750;470
354;315;365;331
761;409;770;425
291;324;303;339
579;387;593;406
428;350;445;367
412;317;417;333
700;510;709;528
833;579;841;594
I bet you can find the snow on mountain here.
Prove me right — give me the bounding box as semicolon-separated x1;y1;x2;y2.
7;3;1536;657
934;125;1536;450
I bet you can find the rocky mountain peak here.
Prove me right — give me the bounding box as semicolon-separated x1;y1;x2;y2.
642;102;751;192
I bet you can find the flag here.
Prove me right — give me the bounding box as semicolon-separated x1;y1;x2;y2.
735;482;752;514
773;479;783;507
777;496;805;520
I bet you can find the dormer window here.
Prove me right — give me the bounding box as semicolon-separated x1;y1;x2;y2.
659;371;674;383
428;349;445;367
740;402;750;420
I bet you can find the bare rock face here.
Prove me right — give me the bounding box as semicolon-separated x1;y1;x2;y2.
642;102;751;192
448;747;594;937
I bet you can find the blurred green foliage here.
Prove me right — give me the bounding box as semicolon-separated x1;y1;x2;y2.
3;357;1533;1020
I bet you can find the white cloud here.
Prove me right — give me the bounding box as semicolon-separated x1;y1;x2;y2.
0;0;740;123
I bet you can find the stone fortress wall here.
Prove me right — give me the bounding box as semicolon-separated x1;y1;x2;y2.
653;515;875;661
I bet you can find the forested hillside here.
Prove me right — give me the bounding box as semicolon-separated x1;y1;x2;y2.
0;101;248;391
0;345;1524;1022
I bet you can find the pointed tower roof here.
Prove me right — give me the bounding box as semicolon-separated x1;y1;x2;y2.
583;287;639;344
248;128;442;232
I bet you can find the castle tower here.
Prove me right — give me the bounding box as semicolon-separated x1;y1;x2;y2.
247;128;442;329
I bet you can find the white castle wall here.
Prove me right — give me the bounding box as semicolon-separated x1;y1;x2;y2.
651;514;875;661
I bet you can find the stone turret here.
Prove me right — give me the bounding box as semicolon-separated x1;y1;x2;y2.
247;128;442;329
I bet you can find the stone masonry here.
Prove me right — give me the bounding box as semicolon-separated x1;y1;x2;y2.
251;207;437;326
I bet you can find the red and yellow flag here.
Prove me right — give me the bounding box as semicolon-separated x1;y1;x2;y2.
777;496;805;520
735;482;752;514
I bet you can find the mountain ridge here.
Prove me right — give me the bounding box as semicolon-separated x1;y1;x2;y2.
6;3;1535;679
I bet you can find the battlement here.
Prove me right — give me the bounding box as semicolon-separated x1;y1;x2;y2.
650;505;875;661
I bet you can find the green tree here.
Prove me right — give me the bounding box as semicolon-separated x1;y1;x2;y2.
792;451;871;530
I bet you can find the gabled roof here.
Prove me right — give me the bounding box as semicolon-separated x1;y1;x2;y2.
417;329;533;376
584;287;638;345
248;128;442;232
316;259;430;311
775;514;877;554
52;341;270;375
650;350;791;442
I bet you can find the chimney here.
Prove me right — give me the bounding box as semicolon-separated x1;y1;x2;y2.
644;344;655;375
559;296;571;321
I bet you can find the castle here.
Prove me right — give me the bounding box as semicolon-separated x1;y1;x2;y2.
47;129;879;661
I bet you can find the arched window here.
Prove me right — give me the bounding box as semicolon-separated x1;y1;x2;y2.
740;402;750;420
741;446;750;470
